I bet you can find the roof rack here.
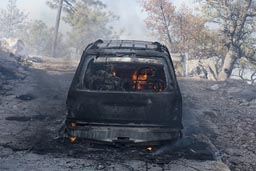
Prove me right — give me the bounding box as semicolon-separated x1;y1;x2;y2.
90;39;103;49
88;40;168;53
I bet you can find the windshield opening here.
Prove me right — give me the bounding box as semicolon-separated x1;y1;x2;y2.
82;57;168;92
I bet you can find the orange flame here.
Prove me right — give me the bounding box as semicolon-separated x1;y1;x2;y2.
69;136;77;143
132;71;148;91
138;74;147;81
71;122;76;127
146;146;153;151
132;73;137;80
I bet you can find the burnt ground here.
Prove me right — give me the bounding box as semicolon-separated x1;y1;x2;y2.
0;55;255;170
180;78;256;171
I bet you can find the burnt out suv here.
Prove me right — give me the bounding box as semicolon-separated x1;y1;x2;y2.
65;40;183;144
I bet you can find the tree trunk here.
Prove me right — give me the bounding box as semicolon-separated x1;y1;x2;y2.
52;0;64;57
218;47;238;81
217;46;238;81
159;4;172;44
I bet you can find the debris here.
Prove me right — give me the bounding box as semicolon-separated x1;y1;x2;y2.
5;114;50;122
0;146;14;157
27;57;44;63
226;87;241;94
0;48;29;97
5;116;31;122
239;89;256;102
16;94;35;101
96;164;105;170
0;38;28;58
210;84;220;91
214;151;224;161
154;137;216;160
203;111;218;118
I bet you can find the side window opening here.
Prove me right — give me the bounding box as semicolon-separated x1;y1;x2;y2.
83;57;168;92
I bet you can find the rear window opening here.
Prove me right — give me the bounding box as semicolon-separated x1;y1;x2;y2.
82;57;168;92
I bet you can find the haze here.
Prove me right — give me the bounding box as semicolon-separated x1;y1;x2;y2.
0;0;193;40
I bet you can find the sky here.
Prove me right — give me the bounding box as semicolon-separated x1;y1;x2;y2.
0;0;194;40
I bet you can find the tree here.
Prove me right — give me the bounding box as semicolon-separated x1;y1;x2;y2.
0;0;27;38
20;20;69;57
200;0;256;80
47;0;118;56
63;0;119;55
140;0;213;58
20;20;49;55
172;6;216;57
234;58;256;85
47;0;76;13
141;0;175;46
47;0;76;57
47;0;77;57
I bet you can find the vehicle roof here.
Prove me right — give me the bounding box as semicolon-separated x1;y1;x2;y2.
85;39;170;55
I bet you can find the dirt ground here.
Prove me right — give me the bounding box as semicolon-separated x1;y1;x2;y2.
0;55;255;171
180;78;256;171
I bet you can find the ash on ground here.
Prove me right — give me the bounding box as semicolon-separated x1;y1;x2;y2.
1;49;255;170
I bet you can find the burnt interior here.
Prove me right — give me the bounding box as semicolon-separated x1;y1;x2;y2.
83;59;167;92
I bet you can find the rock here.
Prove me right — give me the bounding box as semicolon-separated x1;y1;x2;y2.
16;94;35;101
248;132;255;138
214;151;224;161
224;148;245;158
27;57;44;63
239;101;250;106
0;38;28;58
226;87;241;94
96;164;105;170
210;84;220;91
0;49;28;81
239;89;256;102
203;111;218;118
0;146;13;157
186;58;218;80
249;99;256;107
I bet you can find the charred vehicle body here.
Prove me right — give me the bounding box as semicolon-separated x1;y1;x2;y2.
66;40;183;144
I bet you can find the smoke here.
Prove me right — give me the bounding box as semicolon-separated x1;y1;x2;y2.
102;0;154;41
100;0;195;41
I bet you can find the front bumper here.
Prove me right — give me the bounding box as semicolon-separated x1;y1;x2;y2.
66;122;181;144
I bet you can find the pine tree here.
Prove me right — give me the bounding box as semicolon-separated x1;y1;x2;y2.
0;0;27;38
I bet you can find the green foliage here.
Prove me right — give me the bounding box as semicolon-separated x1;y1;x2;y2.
0;0;27;38
199;0;256;58
20;20;69;57
46;0;119;56
198;0;256;80
21;20;49;54
62;0;119;55
46;0;77;13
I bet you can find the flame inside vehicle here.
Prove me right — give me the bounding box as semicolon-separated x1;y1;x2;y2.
83;57;167;92
69;136;77;142
71;122;76;127
146;146;153;151
132;67;163;91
